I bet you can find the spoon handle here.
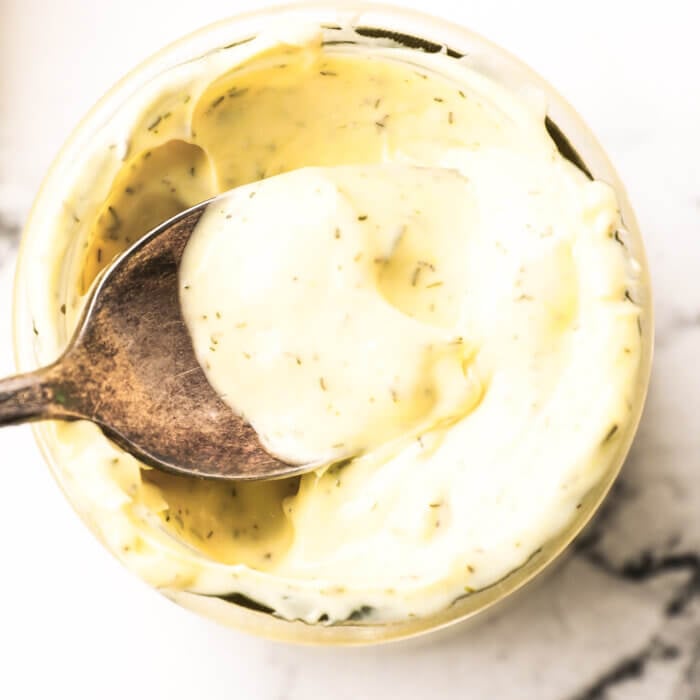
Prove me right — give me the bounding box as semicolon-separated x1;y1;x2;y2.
0;364;69;425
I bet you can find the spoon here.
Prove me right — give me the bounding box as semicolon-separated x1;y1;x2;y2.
0;199;312;480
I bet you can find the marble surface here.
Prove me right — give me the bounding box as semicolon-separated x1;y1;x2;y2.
1;1;698;698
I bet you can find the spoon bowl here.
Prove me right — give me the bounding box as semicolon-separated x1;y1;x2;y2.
0;200;309;480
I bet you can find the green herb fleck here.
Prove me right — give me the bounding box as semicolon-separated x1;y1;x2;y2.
603;424;619;443
106;206;121;238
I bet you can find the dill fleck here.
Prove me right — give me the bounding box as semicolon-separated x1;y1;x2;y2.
183;95;191;104
183;285;191;290
433;97;444;102
60;304;66;315
206;530;213;539
429;502;441;508
417;260;435;271
125;186;135;195
227;87;249;98
190;166;196;177
426;281;443;289
357;214;368;221
448;111;454;124
334;227;341;239
375;114;388;129
210;95;225;110
215;311;221;319
319;377;328;391
458;90;466;98
147;115;162;131
296;356;302;366
243;352;252;359
319;70;338;76
411;266;421;287
604;424;619;442
96;248;102;263
374;97;382;108
106;206;121;238
624;289;634;303
143;151;152;159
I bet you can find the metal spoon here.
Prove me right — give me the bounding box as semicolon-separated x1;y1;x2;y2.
0;200;312;480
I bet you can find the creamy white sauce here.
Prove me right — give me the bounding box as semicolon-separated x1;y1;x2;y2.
46;26;641;625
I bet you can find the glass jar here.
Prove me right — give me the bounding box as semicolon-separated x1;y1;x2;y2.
13;2;653;644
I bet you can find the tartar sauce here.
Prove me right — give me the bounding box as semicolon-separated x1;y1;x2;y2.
51;26;641;624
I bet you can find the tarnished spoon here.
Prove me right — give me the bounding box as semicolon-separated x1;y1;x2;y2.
0;200;312;480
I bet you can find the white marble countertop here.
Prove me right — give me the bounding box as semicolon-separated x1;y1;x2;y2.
1;1;698;698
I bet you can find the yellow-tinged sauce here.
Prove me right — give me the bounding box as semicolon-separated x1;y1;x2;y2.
51;27;642;624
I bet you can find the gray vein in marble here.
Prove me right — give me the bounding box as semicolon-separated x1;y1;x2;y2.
0;210;21;263
562;432;700;700
655;311;700;350
569;637;681;700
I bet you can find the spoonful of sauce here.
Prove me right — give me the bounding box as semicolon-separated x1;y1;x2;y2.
0;201;311;479
0;166;474;480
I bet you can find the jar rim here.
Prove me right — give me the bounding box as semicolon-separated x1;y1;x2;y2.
12;1;653;646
